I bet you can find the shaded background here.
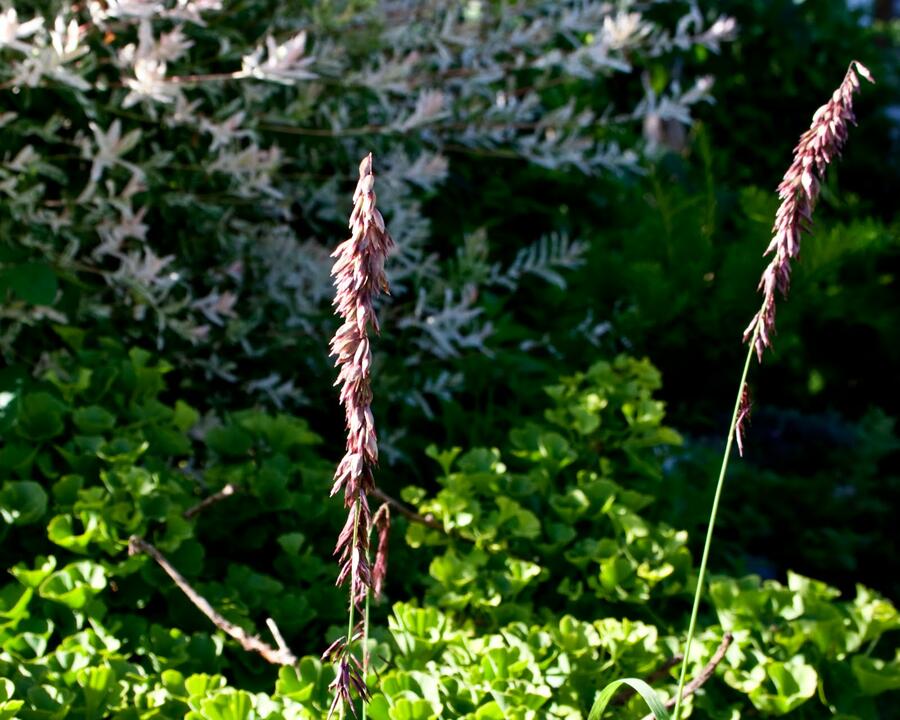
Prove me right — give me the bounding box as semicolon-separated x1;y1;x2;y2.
406;0;900;601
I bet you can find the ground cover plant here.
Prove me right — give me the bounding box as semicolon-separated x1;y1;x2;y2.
1;1;899;719
1;338;898;718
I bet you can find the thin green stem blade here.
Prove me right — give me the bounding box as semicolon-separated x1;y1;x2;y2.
587;678;671;720
671;336;757;720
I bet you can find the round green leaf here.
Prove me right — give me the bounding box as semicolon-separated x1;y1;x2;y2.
0;480;48;525
15;392;67;441
72;406;116;434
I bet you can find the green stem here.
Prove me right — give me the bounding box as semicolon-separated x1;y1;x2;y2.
362;574;371;720
340;498;362;720
671;336;756;720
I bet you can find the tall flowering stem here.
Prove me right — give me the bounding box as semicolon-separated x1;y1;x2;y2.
323;153;394;718
672;61;873;720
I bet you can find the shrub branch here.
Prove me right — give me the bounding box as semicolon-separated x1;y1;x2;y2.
182;482;240;519
371;488;442;531
642;633;733;720
128;536;297;666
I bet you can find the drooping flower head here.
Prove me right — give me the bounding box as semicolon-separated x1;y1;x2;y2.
736;62;873;456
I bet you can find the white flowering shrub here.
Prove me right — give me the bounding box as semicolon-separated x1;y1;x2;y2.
0;0;734;417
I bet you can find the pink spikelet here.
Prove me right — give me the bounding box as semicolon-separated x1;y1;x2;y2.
743;61;874;362
734;383;751;457
326;153;393;715
371;503;391;602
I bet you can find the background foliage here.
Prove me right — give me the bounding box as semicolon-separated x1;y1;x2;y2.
1;0;898;718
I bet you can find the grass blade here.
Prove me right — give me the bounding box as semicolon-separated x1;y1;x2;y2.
588;678;671;720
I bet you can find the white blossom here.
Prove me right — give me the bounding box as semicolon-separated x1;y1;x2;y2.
201;111;253;151
192;291;238;326
94;204;149;258
124;57;178;107
210;144;283;198
241;31;316;83
172;0;223;24
0;8;44;52
93;0;164;22
6;145;38;172
87;120;144;183
50;15;87;62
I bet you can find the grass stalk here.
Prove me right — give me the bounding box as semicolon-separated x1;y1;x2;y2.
340;499;362;720
362;579;371;720
671;331;756;720
672;61;873;720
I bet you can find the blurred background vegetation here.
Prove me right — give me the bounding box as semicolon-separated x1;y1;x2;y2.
411;0;900;599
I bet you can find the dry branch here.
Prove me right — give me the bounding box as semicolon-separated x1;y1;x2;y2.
183;482;240;519
128;535;296;666
640;633;733;720
371;487;443;531
179;476;444;537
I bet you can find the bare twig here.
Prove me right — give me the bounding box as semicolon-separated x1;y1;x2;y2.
128;536;297;666
183;483;240;519
180;482;440;535
266;617;292;656
647;654;687;686
371;487;443;531
640;633;733;720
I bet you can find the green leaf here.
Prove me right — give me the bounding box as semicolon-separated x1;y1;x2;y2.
237;412;321;450
196;690;255;720
77;665;115;720
0;441;35;473
52;324;86;351
0;480;48;524
96;438;149;464
275;658;324;702
381;698;436;720
587;678;671;720
72;406;116;434
367;695;391;720
425;445;462;475
38;560;107;609
748;658;818;715
52;474;84;505
26;683;74;718
15;391;67;441
0;583;32;620
11;555;57;588
184;674;226;698
0;678;23;720
473;702;505;719
4;262;58;305
173;400;200;432
852;653;900;695
277;532;306;555
206;425;253;457
47;513;101;553
145;424;191;456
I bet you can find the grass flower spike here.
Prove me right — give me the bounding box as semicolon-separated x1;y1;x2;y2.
325;153;394;717
743;60;874;362
671;62;875;720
